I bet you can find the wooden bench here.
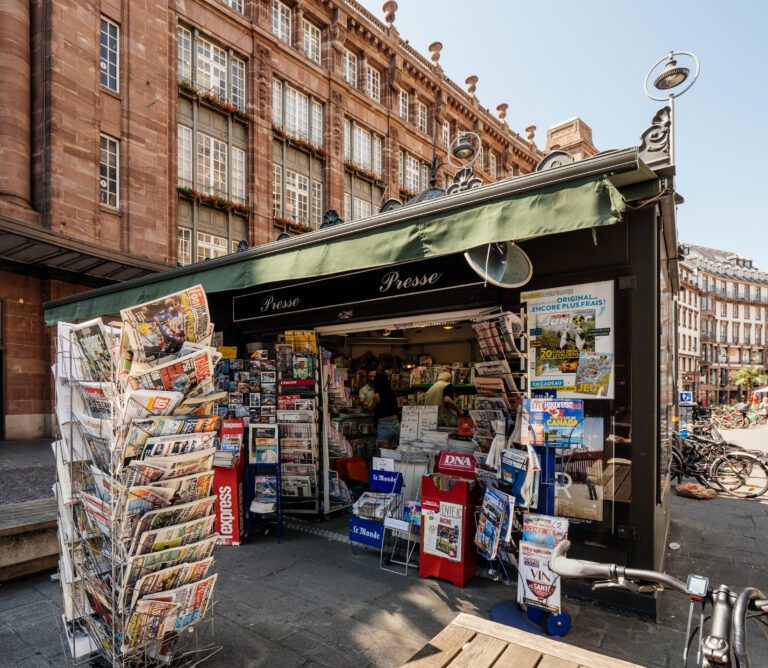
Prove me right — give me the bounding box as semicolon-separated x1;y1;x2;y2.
404;613;642;668
0;498;58;582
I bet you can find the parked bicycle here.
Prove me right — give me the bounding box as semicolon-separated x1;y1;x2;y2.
549;540;768;667
670;432;768;498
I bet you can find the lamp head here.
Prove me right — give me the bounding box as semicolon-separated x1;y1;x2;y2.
653;56;690;91
452;133;476;160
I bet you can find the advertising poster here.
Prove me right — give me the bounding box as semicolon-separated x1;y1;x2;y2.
522;281;614;399
422;500;463;562
521;399;584;448
517;514;568;613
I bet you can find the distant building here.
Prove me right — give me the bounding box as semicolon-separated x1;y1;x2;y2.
680;245;768;404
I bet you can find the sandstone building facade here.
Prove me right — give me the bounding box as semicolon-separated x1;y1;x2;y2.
0;0;596;437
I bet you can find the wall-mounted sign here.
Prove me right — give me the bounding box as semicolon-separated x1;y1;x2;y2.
522;281;615;399
232;255;484;322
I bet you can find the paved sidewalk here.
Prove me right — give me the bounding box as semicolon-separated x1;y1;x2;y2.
0;439;54;505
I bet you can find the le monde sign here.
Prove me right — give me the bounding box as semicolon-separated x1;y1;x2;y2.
232;255;484;322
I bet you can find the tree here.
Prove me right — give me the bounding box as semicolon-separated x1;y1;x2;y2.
731;367;767;395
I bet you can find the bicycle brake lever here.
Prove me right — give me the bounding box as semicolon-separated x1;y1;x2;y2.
592;577;641;593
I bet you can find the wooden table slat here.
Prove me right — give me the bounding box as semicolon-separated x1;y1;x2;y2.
537;656;580;668
404;625;476;668
493;643;542;668
447;633;507;668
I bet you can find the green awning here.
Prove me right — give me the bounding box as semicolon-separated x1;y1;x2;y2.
44;176;624;324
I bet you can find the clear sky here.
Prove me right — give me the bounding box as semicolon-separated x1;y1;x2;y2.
359;0;768;268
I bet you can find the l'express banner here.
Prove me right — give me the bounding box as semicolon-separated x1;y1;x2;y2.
232;255;483;322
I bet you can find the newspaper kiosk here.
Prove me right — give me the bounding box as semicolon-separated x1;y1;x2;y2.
420;451;479;587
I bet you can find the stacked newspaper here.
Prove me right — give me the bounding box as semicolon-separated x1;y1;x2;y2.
53;285;221;664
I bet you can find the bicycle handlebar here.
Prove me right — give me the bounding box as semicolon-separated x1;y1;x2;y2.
549;540;612;579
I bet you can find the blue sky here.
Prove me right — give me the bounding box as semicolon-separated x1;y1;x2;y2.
360;0;768;268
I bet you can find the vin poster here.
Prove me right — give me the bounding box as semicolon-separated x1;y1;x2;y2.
522;281;614;399
517;514;568;613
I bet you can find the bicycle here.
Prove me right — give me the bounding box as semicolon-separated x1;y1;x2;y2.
549;540;768;667
670;432;768;498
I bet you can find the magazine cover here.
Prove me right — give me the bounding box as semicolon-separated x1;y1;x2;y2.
70;319;114;382
474;487;509;559
248;424;279;464
573;352;614;397
517;514;569;613
422;500;463;562
521;399;584;448
522;281;614;399
292;353;314;380
120;285;210;363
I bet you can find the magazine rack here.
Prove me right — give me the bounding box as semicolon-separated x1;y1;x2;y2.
379;470;421;577
53;288;222;667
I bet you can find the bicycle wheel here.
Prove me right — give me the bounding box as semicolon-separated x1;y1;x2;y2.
670;447;685;483
731;413;747;429
709;453;768;498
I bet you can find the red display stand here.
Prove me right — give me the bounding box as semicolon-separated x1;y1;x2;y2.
419;452;479;588
213;440;247;546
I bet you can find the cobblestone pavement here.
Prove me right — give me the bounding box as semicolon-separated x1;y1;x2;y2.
0;429;766;666
0;439;54;505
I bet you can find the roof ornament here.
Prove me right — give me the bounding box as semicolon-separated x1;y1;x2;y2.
465;75;478;98
320;209;345;229
496;103;508;122
383;1;397;28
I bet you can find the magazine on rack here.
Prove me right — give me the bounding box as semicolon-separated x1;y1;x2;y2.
121;388;184;424
127;348;219;397
145;470;215;504
120;285;211;364
139;447;216;480
474;360;518;394
131;514;216;556
249;424;279;464
124;415;220;459
78;382;113;419
128;557;214;611
142;573;218;632
121;487;172;539
131;496;216;540
122;535;219;589
56;321;89;382
282;476;313;497
139;432;217;459
80;492;113;540
70;319;114;382
474;487;514;559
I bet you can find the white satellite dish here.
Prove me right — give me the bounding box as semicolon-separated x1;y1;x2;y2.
464;241;533;288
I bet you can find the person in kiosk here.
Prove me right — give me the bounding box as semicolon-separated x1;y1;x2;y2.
358;369;376;407
425;371;461;428
368;373;400;451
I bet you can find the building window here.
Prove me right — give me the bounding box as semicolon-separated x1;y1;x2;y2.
489;152;497;179
311;100;323;146
311;181;323;229
223;0;244;13
231;57;246;110
344;193;351;221
99;18;119;92
285;84;309;138
745;323;751;344
285;170;309;224
272;164;282;217
398;90;409;120
442;120;450;146
345;120;383;176
231;147;246;203
272;79;283;127
366;66;380;102
403;152;420;192
373;135;382;176
303;21;321;64
420;163;430;190
177;228;192;265
352;197;372;221
177;26;192;80
196;132;227;195
417;102;428;133
721;303;727;316
177;125;193;186
733;303;739;318
99;135;119;208
477;144;484;170
343;49;358;86
272;0;292;44
196;37;227;97
733;323;740;343
197;231;227;260
757;325;763;344
720;322;728;342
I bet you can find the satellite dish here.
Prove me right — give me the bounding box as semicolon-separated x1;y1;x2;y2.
464;241;532;288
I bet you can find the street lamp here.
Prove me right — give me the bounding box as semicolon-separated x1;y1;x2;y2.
643;51;700;164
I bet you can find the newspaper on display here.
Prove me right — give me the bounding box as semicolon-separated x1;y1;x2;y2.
53;286;221;664
120;285;211;365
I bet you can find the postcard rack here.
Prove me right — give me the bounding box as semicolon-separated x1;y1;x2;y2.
53;286;223;667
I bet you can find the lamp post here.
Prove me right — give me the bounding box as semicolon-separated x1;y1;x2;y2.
643;51;700;165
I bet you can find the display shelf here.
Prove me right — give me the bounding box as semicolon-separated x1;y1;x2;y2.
394;384;477;392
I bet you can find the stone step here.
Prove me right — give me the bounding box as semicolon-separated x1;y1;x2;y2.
0;498;58;582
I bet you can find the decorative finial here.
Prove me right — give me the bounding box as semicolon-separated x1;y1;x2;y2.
383;1;398;27
428;41;442;65
525;125;536;143
496;103;508;121
465;75;478;97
